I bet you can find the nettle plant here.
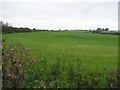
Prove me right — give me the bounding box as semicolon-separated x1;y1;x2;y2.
2;41;35;88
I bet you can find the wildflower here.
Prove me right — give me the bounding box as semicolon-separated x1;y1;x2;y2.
25;48;29;51
10;48;14;51
111;83;113;87
0;45;2;49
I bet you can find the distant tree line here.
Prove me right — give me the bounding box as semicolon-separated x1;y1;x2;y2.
0;21;35;34
89;28;119;35
92;28;109;33
1;21;119;35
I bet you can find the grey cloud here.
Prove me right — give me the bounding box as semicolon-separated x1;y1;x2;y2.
1;1;118;30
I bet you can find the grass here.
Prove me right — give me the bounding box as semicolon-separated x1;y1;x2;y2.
2;30;118;88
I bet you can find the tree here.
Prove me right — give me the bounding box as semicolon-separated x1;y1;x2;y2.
102;28;104;31
33;28;36;31
105;28;109;31
97;28;101;31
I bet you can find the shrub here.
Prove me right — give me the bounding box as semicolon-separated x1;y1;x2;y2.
2;42;35;88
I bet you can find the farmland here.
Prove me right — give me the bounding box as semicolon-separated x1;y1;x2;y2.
2;30;118;88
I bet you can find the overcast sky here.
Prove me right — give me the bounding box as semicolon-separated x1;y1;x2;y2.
0;0;119;30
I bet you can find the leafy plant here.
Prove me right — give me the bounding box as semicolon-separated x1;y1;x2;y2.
2;42;35;88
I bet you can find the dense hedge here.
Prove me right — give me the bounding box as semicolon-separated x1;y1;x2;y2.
1;21;35;34
2;26;35;34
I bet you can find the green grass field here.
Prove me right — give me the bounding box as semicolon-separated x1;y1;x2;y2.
2;30;118;88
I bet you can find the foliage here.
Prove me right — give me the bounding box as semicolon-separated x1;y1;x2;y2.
2;41;35;88
24;57;119;88
1;21;35;34
106;68;120;88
